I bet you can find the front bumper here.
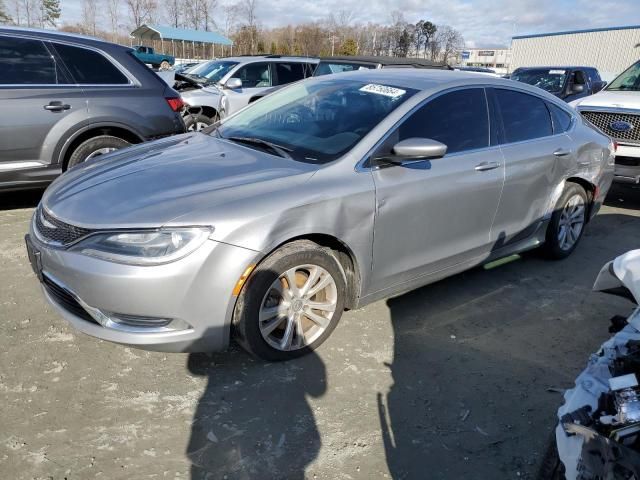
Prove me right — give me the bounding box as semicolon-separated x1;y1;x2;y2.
28;230;258;353
614;144;640;184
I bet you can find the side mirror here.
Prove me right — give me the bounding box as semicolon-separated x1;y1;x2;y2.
374;138;447;166
594;81;607;92
225;78;242;89
572;84;585;94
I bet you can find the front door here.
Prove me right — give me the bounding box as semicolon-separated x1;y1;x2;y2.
369;88;505;294
225;62;272;114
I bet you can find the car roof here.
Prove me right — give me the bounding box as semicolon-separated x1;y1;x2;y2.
514;66;598;71
0;26;120;48
221;55;318;63
316;68;565;98
319;55;449;68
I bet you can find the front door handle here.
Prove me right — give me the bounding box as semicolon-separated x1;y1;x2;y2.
474;161;501;172
553;148;572;157
44;101;71;112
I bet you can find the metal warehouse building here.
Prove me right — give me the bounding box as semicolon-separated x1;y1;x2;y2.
511;25;640;80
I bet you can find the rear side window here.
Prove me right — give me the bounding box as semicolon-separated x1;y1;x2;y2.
494;89;552;143
397;88;489;154
53;43;129;85
548;103;573;133
275;63;306;85
0;36;64;85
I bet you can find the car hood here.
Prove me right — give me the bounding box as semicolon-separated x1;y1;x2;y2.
42;133;317;229
571;90;640;109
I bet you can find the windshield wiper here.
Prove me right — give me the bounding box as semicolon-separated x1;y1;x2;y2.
226;136;293;158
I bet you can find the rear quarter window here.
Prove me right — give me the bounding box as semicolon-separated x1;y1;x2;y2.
0;36;66;85
52;43;129;85
547;102;573;133
494;89;553;143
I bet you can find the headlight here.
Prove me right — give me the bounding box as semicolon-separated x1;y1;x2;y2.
70;227;212;265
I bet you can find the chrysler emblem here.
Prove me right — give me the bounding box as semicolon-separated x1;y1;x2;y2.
610;120;634;132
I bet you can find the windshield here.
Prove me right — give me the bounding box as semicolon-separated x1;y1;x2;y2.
187;60;239;84
607;61;640;91
314;62;376;77
511;69;568;93
214;78;417;164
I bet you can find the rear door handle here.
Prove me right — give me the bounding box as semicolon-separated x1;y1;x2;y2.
553;148;572;157
44;101;71;112
474;161;501;172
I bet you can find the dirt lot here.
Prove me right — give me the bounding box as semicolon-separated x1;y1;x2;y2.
1;185;640;480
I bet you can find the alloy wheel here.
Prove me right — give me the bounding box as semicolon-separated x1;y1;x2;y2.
258;264;338;351
85;147;117;160
557;193;585;251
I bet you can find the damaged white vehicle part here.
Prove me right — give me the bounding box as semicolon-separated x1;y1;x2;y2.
557;249;640;479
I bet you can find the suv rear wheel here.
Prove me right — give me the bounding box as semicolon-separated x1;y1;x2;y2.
67;135;130;169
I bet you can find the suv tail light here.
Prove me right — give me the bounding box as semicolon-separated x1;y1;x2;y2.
166;97;185;112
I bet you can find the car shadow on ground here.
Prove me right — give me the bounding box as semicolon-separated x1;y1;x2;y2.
186;345;326;480
381;187;640;478
0;188;44;211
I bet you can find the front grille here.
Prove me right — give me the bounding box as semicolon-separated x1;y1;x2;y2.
580;110;640;145
42;275;98;325
34;207;93;246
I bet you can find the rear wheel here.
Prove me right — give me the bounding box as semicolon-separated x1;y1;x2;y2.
543;183;588;259
67;135;130;169
233;240;346;361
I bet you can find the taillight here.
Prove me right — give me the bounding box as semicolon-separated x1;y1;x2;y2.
166;97;185;112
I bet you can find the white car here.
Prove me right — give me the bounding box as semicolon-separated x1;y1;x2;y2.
175;56;318;130
571;60;640;184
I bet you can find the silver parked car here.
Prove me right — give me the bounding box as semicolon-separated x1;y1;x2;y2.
26;70;615;361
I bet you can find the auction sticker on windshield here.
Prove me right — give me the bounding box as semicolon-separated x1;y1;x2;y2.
360;84;406;98
549;70;566;75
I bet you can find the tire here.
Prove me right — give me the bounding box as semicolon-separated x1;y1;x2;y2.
160;60;171;70
542;182;588;259
67;135;130;169
184;113;216;132
233;240;346;361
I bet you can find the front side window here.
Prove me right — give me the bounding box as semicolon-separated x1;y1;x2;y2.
232;63;271;88
494;89;553;143
215;79;417;163
53;43;129;84
0;36;63;85
380;88;489;155
511;68;568;94
607;61;640;91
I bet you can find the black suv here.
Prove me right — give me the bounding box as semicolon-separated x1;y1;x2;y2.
510;66;606;102
0;27;186;191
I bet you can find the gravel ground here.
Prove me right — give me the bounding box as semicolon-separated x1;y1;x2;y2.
1;185;639;480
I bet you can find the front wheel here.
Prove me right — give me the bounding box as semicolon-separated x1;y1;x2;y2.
543;183;588;259
233;240;346;361
160;60;171;70
184;113;216;132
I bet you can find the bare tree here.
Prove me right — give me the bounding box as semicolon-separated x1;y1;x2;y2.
164;0;181;27
126;0;156;29
237;0;257;53
437;25;464;64
82;0;98;36
107;0;121;40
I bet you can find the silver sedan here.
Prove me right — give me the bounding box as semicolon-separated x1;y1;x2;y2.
26;70;615;361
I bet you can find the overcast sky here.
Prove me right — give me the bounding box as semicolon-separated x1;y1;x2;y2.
59;0;640;48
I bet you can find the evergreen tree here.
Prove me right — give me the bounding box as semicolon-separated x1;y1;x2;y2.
0;0;11;24
41;0;61;28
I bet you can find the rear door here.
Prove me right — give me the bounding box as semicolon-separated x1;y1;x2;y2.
273;62;312;87
489;88;575;245
0;35;87;170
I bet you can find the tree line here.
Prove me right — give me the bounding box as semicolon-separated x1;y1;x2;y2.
0;0;464;64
